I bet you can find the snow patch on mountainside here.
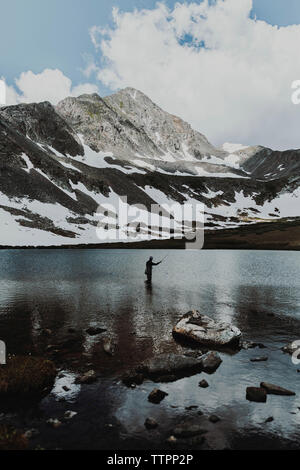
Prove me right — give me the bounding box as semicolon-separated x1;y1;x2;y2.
222;143;249;153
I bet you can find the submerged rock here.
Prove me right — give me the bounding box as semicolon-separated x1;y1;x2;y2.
173;422;208;439
250;356;268;362
260;382;295;396
209;415;221;423
122;371;144;387
145;418;158;430
200;352;222;374
265;417;274;423
75;370;97;385
186;405;198;410
123;351;222;387
173;311;241;348
246;387;267;403
148;388;168;404
199;379;209;388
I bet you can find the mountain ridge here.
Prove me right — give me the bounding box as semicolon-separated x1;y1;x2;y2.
0;87;299;247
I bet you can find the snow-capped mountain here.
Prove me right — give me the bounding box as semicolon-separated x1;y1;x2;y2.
0;88;299;246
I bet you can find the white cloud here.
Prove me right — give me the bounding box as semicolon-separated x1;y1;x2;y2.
91;0;300;150
5;68;98;106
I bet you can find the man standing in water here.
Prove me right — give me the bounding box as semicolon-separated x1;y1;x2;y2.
145;256;162;284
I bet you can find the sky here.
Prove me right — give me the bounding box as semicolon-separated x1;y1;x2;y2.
2;0;300;149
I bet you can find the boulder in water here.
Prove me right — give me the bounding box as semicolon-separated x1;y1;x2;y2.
138;353;204;381
173;311;241;348
200;352;222;374
260;382;295;396
246;387;267;403
148;388;168;404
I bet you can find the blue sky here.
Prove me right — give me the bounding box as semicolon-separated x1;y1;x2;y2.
1;0;300;95
2;0;300;149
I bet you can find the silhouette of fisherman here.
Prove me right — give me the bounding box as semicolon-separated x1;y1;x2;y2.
145;256;162;284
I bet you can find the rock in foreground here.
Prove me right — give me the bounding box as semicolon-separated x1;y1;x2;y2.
138;353;204;381
173;311;241;348
199;379;209;388
250;357;268;362
260;382;295;396
246;387;267;403
173;422;207;439
200;352;222;374
123;351;222;387
148;389;168;404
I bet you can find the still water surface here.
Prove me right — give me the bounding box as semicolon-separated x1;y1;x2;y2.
0;249;299;449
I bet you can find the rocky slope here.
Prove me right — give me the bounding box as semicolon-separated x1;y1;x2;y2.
0;88;299;247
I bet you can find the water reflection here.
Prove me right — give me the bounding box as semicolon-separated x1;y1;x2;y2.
1;249;300;449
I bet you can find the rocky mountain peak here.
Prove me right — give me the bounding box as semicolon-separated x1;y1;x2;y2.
56;87;227;168
0;100;83;157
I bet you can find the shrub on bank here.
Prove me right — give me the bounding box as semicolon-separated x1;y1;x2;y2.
0;356;56;398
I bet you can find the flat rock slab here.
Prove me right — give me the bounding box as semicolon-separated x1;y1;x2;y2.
173;311;241;348
138;353;204;380
260;382;295;396
250;357;268;362
123;351;222;387
246;387;267;403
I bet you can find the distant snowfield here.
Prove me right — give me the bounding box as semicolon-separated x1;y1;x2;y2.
0;134;299;246
1;153;299;246
222;142;249;153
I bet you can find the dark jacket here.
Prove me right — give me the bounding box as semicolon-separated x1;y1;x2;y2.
145;260;160;275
